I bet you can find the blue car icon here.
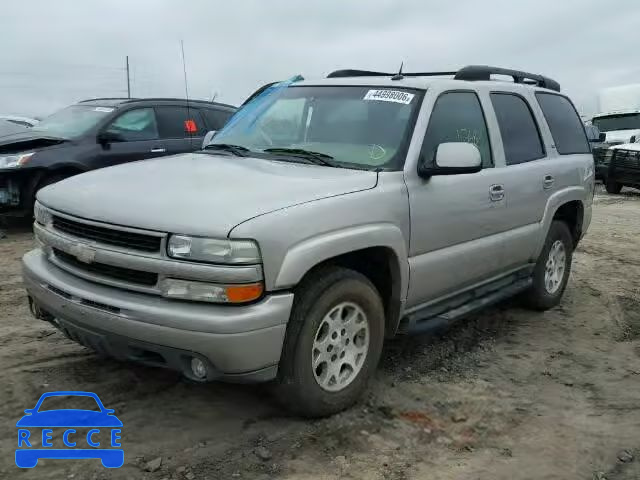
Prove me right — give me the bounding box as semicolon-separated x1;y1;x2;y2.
16;391;123;468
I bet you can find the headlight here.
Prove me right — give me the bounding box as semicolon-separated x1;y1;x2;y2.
0;152;34;168
167;235;260;264
34;201;52;226
159;278;263;304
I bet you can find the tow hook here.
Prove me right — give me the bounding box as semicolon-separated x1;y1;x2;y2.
28;296;55;324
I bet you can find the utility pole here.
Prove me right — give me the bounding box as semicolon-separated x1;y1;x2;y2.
126;55;131;98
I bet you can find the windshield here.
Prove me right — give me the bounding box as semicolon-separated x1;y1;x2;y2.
37;395;101;412
36;105;115;138
210;85;423;170
592;113;640;132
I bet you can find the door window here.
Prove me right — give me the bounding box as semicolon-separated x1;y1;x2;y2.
105;108;158;141
536;93;590;154
490;93;544;165
420;91;492;168
155;106;206;138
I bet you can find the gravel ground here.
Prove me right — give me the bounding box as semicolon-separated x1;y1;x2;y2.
1;187;639;480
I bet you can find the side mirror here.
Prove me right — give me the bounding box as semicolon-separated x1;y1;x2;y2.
97;130;123;145
419;142;482;177
201;130;217;149
630;135;637;143
599;132;607;142
585;125;603;143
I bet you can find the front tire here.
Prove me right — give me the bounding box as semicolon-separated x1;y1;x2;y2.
605;178;623;194
524;220;573;311
276;267;385;418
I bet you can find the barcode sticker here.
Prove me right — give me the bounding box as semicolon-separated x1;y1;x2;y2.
363;89;414;104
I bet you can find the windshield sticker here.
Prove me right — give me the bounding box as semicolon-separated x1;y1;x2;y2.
94;107;114;113
363;90;414;104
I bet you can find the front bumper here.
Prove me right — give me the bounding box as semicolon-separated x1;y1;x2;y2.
22;249;294;382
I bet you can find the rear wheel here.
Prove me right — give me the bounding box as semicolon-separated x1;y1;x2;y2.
523;220;573;311
605;178;623;194
275;267;385;418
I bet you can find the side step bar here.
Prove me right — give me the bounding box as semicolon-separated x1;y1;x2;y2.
399;276;532;336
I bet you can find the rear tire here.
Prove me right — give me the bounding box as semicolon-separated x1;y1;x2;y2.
605;178;623;194
275;267;385;418
523;220;573;311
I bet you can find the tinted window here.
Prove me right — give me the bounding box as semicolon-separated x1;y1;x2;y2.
420;91;492;168
106;108;158;141
536;93;589;154
155;106;206;138
592;113;640;132
203;108;234;130
491;93;544;165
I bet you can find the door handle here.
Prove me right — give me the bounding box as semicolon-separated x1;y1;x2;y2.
543;174;555;190
489;184;505;202
150;148;166;153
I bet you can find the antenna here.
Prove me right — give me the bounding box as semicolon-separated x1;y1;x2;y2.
391;62;404;81
180;40;195;141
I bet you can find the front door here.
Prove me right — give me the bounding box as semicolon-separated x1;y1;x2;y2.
405;91;510;308
94;107;168;168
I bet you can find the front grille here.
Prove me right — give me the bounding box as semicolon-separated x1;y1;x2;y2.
52;215;162;252
612;150;640;171
592;147;608;165
53;248;158;286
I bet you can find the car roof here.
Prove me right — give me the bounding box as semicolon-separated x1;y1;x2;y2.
78;97;236;111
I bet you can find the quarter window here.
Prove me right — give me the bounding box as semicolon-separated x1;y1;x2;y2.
202;109;235;130
536;93;590;154
420;92;492;168
490;93;544;165
105;108;158;142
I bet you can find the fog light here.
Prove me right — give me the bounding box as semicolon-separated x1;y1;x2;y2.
191;358;207;379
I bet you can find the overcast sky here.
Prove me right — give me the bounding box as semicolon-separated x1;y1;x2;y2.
1;0;639;118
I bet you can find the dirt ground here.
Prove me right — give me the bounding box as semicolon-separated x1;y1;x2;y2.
1;186;639;480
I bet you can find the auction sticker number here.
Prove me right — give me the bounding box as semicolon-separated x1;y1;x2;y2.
363;89;414;104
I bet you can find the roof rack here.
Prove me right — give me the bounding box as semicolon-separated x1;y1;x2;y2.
326;65;561;92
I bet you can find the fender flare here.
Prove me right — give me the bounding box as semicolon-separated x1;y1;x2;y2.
274;223;409;300
535;187;585;258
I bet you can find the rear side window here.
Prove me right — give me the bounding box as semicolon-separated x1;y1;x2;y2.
155;106;206;138
420;91;492;168
536;93;590;154
202;108;235;130
491;93;544;165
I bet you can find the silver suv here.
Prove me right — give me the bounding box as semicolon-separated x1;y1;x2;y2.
23;65;595;417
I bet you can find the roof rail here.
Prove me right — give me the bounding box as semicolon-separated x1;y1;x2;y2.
327;69;457;79
78;97;132;103
454;65;560;92
326;65;561;92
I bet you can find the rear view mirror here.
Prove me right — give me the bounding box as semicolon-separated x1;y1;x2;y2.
202;130;217;149
419;142;482;177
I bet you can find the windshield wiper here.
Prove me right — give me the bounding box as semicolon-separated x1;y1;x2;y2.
203;143;251;157
263;148;338;167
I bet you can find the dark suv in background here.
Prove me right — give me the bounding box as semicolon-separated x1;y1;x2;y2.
0;98;236;217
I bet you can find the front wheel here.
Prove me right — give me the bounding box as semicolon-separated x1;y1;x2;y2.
523;220;573;311
605;178;623;194
275;267;385;418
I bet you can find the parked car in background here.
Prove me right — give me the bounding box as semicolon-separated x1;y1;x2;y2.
0;98;236;217
584;124;609;181
591;84;640;145
602;138;640;193
0;115;39;128
24;65;594;417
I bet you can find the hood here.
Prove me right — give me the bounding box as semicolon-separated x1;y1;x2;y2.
604;129;640;145
0;129;67;154
38;153;378;237
16;410;123;427
610;142;640;152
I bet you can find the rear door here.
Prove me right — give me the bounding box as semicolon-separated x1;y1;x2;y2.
154;106;207;154
488;92;553;269
95;107;167;167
